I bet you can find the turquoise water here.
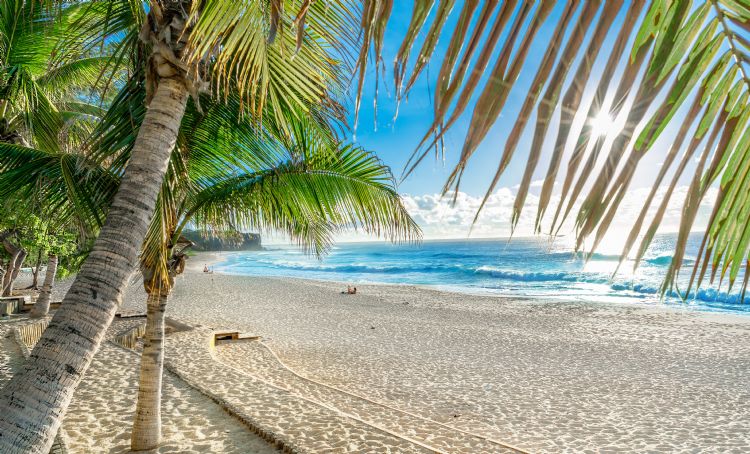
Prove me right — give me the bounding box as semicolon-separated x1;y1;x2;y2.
213;233;749;313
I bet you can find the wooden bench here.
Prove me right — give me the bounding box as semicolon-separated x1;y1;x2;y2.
212;331;261;346
1;296;30;316
115;312;147;319
21;300;62;313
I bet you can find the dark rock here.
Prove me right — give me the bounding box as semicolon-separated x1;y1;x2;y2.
182;230;262;252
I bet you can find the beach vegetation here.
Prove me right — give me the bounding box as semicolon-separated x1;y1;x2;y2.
125;95;417;450
0;1;416;451
0;209;77;316
0;0;109;319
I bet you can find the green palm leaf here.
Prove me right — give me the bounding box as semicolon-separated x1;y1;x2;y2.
0;142;118;233
357;0;750;299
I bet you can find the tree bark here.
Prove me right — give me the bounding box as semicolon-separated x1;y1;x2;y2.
131;292;168;451
3;246;27;297
3;246;16;296
26;250;43;290
1;260;9;295
30;255;57;319
0;77;188;454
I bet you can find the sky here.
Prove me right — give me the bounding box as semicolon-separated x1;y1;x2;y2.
326;1;724;245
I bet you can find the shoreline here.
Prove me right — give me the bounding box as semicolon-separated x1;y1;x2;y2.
193;251;750;321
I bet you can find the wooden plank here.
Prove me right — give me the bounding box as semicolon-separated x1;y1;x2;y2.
0;297;25;316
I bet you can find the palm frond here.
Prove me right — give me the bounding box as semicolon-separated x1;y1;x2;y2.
87;71;146;170
37;57;112;100
357;0;750;299
10;68;63;151
0;142;118;235
184;0;355;131
185;144;420;258
134;80;418;291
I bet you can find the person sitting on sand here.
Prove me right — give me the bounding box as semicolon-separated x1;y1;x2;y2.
203;264;209;273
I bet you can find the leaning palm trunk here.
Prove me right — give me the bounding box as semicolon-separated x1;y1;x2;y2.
2;246;27;297
30;255;58;319
0;77;188;454
131;291;168;451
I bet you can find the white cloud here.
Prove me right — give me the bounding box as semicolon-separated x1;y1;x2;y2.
266;184;718;248
399;185;718;244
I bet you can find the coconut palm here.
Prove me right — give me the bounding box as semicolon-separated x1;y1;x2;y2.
0;1;359;450
128;94;417;448
30;255;56;317
1;83;418;449
0;0;111;297
0;0;111;150
133;139;416;450
0;139;116;315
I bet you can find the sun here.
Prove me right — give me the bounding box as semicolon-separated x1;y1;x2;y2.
590;111;617;137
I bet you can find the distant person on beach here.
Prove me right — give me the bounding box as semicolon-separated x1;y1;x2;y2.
342;286;357;294
203;264;209;273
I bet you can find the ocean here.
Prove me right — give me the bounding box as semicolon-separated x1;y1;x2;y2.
212;233;749;314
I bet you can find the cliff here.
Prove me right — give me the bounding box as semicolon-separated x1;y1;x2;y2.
182;230;262;252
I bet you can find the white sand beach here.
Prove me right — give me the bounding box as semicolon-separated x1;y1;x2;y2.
2;254;749;452
96;251;750;453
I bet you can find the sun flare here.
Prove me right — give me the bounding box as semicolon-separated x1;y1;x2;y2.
590;111;617;137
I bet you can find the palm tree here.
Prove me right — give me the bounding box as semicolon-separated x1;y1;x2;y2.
0;1;363;451
0;136;117;318
0;0;111;149
132;141;416;449
2;84;419;449
129;97;417;449
0;0;109;298
29;254;57;318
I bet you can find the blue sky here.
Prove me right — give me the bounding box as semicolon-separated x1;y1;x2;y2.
334;1;719;242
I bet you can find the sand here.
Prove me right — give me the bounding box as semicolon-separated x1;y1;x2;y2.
61;321;277;454
3;254;750;452
3;274;277;454
165;327;449;453
115;251;750;453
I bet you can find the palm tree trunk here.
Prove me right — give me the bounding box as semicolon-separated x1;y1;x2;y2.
30;255;58;319
31;250;43;289
0;77;188;454
131;291;168;451
1;260;10;295
2;247;27;297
